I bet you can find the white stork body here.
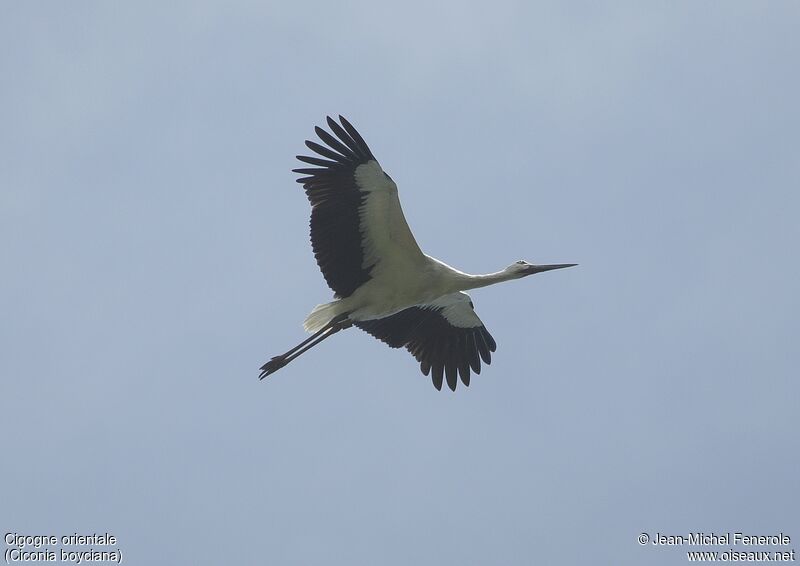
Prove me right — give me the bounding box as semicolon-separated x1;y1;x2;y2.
260;116;576;391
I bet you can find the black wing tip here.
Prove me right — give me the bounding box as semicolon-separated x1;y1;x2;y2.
310;115;375;162
324;114;352;127
354;305;490;392
430;361;474;392
445;367;457;391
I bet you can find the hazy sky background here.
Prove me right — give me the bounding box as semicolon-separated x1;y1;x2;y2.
2;2;798;564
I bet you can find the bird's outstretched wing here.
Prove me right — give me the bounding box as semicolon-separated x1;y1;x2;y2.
355;292;497;391
294;116;425;298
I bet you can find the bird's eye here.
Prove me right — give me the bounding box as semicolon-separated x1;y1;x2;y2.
516;260;525;265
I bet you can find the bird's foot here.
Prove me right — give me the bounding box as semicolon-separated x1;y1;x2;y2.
259;355;288;379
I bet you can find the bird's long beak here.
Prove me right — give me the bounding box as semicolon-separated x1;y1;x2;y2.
525;263;578;274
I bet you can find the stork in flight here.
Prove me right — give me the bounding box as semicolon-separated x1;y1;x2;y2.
260;116;576;391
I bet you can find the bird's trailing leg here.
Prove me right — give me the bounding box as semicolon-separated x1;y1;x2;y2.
259;314;352;379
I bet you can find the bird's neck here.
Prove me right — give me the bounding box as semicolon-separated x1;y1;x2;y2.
453;270;519;291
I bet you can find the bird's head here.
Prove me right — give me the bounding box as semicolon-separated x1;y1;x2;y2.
505;260;578;278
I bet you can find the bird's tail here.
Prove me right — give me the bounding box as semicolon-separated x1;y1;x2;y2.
303;301;344;333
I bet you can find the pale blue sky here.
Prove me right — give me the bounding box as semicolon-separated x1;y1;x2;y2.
2;2;798;565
